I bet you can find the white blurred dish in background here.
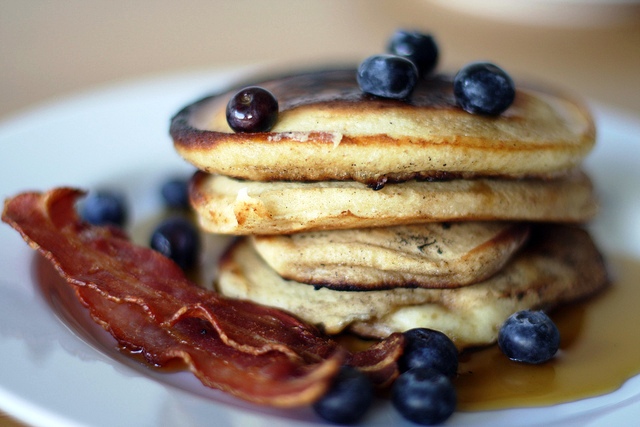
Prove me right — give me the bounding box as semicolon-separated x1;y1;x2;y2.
429;0;640;26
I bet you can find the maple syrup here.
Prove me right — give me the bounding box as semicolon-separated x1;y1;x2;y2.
454;255;640;411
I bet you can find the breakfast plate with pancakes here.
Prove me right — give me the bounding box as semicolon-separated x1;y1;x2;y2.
0;66;639;426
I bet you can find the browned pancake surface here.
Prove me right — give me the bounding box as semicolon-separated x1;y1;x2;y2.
171;69;595;185
190;171;597;234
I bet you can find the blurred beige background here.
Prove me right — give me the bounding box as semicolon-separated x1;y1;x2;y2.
0;0;639;426
2;0;640;122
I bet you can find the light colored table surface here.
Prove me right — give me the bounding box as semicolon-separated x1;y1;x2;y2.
1;1;639;426
2;0;640;121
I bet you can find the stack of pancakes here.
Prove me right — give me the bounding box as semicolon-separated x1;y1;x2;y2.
170;69;608;349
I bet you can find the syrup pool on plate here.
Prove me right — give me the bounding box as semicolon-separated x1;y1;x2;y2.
455;255;640;411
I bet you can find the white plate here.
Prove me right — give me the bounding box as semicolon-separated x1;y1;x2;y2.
0;68;639;427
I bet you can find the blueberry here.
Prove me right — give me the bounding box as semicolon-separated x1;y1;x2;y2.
357;54;418;99
150;216;200;271
392;367;456;426
498;310;560;364
79;190;127;227
453;62;515;115
387;30;439;77
226;86;278;132
161;177;190;210
400;328;458;379
313;366;374;424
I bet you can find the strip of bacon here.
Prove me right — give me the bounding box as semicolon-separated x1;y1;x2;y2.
2;188;403;406
347;333;405;389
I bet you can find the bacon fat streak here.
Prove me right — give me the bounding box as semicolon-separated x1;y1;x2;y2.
2;188;404;407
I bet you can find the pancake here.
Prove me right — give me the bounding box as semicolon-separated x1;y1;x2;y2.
251;222;530;290
189;170;597;234
216;225;608;349
171;69;595;186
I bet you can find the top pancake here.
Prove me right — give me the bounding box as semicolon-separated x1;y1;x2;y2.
171;69;595;185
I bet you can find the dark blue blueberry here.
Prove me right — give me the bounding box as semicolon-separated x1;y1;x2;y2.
161;177;190;210
453;62;515;115
313;366;374;425
387;30;439;77
357;54;418;99
150;216;200;271
400;328;458;379
498;310;560;364
79;190;127;227
392;367;456;425
226;86;278;133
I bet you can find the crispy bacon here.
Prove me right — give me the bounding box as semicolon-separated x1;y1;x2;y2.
346;333;405;389
2;188;404;407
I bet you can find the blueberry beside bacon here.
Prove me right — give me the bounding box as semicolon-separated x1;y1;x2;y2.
1;188;404;407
